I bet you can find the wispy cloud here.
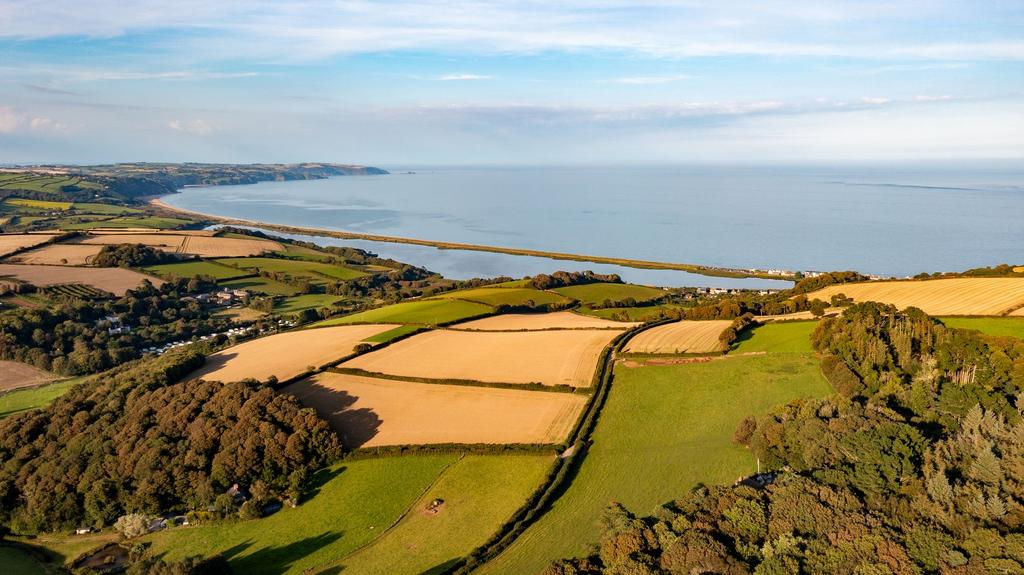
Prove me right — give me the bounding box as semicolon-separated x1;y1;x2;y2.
611;75;692;85
0;105;66;134
860;96;890;105
168;119;213;135
438;74;493;81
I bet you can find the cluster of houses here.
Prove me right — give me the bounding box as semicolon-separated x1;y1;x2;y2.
182;289;250;306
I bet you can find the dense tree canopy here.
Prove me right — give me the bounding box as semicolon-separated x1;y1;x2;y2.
93;243;173;267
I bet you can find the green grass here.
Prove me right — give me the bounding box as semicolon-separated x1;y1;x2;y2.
62;216;190;230
430;287;570;307
480;353;832;574
70;202;141;215
578;303;687;322
551;283;666;306
334;454;554;575
3;198;72;210
281;244;335;262
220;276;299;296
940;317;1024;340
273;294;344;315
214;257;365;282
144;455;458;575
316;299;493;327
0;546;46;575
731;320;818;354
0;378;82;419
143;260;250;280
0;174;101;193
361;324;425;343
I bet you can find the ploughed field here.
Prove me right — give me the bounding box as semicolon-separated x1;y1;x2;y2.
0;263;162;296
810;277;1024;316
623;319;733;354
285;372;586;447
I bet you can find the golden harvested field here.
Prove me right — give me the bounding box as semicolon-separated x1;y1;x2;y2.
624;320;733;354
755;309;840;322
194;324;395;383
810;278;1024;316
85;229;217;236
0;263;162;295
8;243;103;265
1011;307;1024;318
0;233;58;257
0;360;56;392
452;311;639;331
342;329;621;387
285;372;587;447
78;233;283;257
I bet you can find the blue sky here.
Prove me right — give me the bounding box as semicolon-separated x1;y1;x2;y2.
0;1;1022;165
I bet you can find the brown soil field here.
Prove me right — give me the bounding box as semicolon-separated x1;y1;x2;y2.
0;233;58;257
0;264;162;296
624;320;733;354
285;372;587;447
0;360;57;392
342;329;621;387
78;233;283;257
452;311;639;331
193;324;395;383
810;278;1024;316
8;243;104;265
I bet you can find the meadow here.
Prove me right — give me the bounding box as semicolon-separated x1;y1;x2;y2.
810;277;1024;316
551;282;666;306
213;256;365;281
0;546;44;575
939;316;1024;340
314;299;493;327
623;319;733;354
62;216;192;230
219;276;299;296
430;286;571;308
480;352;832;574
272;294;345;315
0;378;82;419
143;259;252;280
732;320;819;353
577;303;687;322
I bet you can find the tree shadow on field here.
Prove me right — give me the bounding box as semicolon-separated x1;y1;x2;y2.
285;382;382;448
231;531;345;575
304;465;347;501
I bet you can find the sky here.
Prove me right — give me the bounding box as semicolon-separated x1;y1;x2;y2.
0;0;1022;165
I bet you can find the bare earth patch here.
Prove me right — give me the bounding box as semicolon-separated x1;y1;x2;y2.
285;372;587;447
78;233;283;257
0;263;162;296
194;324;395;383
810;278;1024;316
0;360;57;392
8;243;104;265
342;329;621;387
624;320;733;354
452;311;639;331
0;233;58;257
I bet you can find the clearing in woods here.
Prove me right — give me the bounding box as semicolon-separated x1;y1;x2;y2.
623;320;734;354
809;277;1024;316
451;311;638;331
341;329;621;387
285;372;587;447
193;324;394;384
0;264;161;296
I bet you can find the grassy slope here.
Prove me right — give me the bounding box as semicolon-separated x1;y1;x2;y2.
732;321;819;354
214;257;365;281
143;260;250;280
431;287;570;307
361;325;424;343
552;283;665;306
0;378;83;419
579;304;687;322
331;455;554;575
0;546;45;575
481;353;831;574
146;455;457;575
315;299;492;327
273;294;343;315
940;316;1024;340
220;276;299;296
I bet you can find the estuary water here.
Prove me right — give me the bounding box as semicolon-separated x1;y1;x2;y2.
164;165;1024;287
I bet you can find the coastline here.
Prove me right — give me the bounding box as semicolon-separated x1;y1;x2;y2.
148;197;794;283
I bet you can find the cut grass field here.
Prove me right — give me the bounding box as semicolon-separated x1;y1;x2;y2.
452;311;638;331
940;316;1024;340
0;378;81;419
0;263;162;296
623;319;733;354
551;282;666;306
286;372;587;447
732;320;818;354
315;299;493;327
809;277;1024;316
430;286;571;308
342;329;622;388
143;259;251;280
194;324;394;383
480;352;832;574
213;257;365;281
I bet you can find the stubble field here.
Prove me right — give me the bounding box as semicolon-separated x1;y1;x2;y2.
809;277;1024;316
623;319;733;354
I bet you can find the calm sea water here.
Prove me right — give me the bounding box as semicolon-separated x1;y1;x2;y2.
166;165;1024;286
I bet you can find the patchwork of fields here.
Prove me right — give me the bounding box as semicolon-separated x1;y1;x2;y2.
810;277;1024;316
623;319;733;354
0;263;161;296
77;233;284;257
0;233;58;257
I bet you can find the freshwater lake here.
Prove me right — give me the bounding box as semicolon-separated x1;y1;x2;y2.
164;165;1024;288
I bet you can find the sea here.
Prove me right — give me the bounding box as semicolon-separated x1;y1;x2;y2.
163;165;1024;289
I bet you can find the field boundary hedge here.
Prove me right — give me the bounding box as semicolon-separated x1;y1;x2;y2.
344;443;562;460
326;367;579;394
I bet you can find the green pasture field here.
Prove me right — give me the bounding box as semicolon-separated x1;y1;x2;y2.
143;260;251;280
0;174;103;193
219;276;299;296
551;282;666;306
0;546;46;575
430;286;570;307
578;303;687;322
214;257;365;281
731;320;819;354
361;324;424;343
481;352;831;574
62;216;191;230
273;294;344;315
333;454;554;575
0;378;84;419
2;198;72;210
940;316;1024;340
314;299;493;327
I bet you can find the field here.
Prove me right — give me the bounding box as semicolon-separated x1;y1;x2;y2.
193;324;394;383
578;303;688;322
272;294;344;315
940;316;1024;340
361;325;423;343
219;276;298;296
732;320;818;353
623;320;733;354
286;372;587;447
8;243;103;265
3;198;72;210
0;546;44;575
0;233;58;257
809;278;1024;316
142;259;251;280
212;307;267;322
41;284;109;299
430;287;571;307
481;353;832;574
551;282;666;306
0;361;56;392
0;379;81;419
452;311;637;331
144;453;553;575
0;264;162;296
213;257;365;281
0;173;103;193
76;233;284;256
62;216;192;230
315;299;493;327
342;329;621;387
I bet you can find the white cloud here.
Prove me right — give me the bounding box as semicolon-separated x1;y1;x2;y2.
914;94;952;102
168;119;213;135
0;106;66;133
0;106;18;133
438;74;493;81
612;75;692;85
860;96;890;105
